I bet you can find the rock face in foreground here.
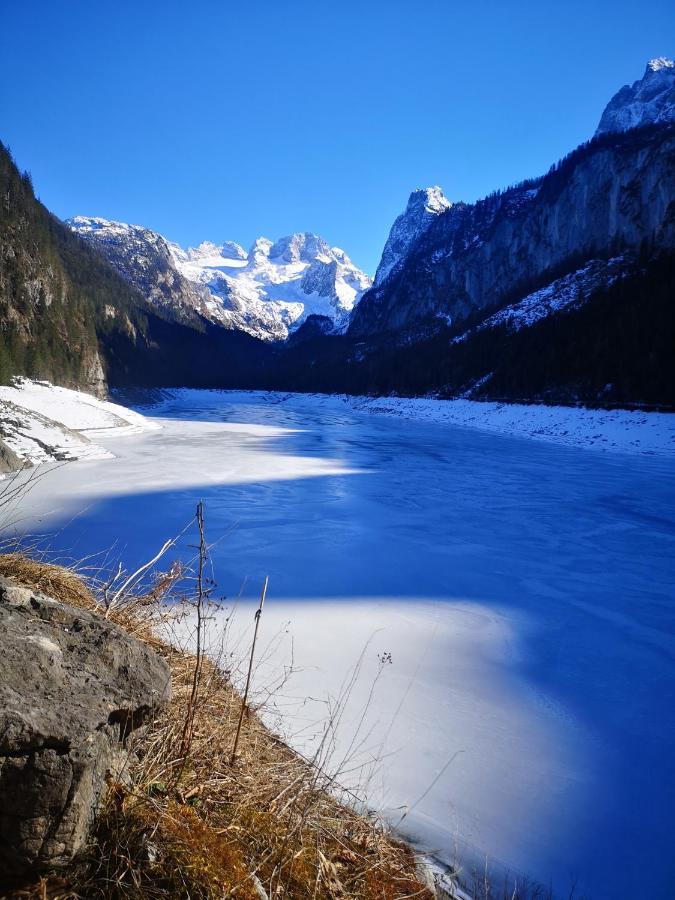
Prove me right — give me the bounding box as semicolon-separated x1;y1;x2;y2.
0;577;170;882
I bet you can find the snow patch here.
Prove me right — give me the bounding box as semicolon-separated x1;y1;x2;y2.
453;257;626;340
339;393;674;455
0;379;156;470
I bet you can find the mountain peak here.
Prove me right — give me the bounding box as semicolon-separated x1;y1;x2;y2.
647;57;674;73
595;57;675;136
186;240;247;262
268;232;332;264
406;186;451;216
373;186;452;287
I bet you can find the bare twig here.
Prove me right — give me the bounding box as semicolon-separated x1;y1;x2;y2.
231;575;268;765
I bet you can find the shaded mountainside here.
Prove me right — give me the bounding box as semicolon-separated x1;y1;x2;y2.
271;250;675;407
66;217;214;327
349;123;675;339
0;141;144;392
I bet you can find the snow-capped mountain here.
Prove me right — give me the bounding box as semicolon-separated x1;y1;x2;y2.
596;57;675;136
169;231;371;341
351;59;675;341
373;186;451;287
68;218;371;341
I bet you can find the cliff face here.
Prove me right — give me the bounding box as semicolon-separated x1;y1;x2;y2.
350;125;675;338
67;217;212;327
0;142;149;394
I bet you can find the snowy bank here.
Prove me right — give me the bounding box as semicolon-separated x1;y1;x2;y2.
262;392;675;455
143;389;675;455
0;379;156;470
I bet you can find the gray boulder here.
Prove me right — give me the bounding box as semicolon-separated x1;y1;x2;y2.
0;576;171;882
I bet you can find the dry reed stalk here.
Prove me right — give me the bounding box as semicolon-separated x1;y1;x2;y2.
231;575;268;766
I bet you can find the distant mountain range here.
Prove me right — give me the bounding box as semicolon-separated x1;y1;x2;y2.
67;218;371;342
1;58;674;406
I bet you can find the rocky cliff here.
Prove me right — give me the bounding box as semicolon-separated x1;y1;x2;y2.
0;143;147;394
349;123;675;338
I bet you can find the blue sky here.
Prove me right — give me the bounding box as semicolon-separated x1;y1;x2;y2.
2;1;673;273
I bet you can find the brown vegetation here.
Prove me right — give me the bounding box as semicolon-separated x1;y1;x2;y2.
0;548;433;900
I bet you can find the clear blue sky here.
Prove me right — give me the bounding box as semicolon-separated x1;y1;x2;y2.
2;1;673;273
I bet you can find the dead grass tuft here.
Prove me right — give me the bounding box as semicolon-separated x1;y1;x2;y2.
0;552;96;609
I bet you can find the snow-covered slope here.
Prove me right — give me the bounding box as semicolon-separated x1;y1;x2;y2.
0;379;155;470
68;218;371;342
453;257;627;342
596;57;675;136
373;186;451;287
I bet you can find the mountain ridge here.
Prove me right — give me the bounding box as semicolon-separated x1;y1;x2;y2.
2;58;674;408
68;218;372;342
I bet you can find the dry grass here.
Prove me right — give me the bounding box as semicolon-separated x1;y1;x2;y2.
0;552;95;608
0;552;433;900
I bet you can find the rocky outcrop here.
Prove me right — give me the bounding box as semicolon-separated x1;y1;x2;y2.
0;577;170;882
596;57;675;136
372;186;451;288
349;124;675;337
0;437;23;473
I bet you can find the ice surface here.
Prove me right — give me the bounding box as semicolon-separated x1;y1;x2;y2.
8;389;675;899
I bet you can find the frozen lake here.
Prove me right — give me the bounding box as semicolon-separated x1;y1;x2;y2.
10;390;675;899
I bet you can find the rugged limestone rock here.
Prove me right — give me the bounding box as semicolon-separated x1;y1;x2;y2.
68;219;372;342
596;57;675;136
372;186;451;288
349;125;675;337
0;577;170;882
0;437;23;473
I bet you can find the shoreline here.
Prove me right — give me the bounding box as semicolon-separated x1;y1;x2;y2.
142;387;675;456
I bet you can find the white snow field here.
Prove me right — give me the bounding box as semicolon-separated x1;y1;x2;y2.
0;379;156;467
6;389;675;899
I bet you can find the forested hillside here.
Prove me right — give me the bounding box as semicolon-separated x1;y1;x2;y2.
271;250;675;408
0;142;153;391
